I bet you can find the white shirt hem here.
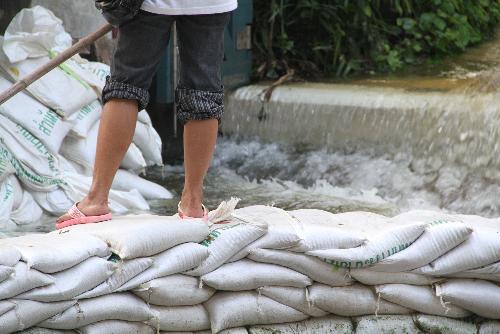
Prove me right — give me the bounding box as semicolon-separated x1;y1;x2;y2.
141;2;237;15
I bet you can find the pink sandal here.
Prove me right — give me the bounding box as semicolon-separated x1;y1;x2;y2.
55;203;112;230
177;202;209;223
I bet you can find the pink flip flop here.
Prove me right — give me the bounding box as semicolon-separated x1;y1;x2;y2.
55;203;112;230
178;202;209;224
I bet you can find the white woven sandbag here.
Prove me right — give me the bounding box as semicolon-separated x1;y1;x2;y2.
354;315;422;334
185;217;268;276
248;248;353;286
17;328;77;334
78;320;156;334
258;286;328;317
417;227;500;276
161;330;247;334
67;100;102;138
415;315;477;334
77;257;153;299
31;189;73;216
249;316;353;334
112;170;173;200
435;279;500;318
133;274;215;306
55;214;208;259
134;111;163;166
227;205;303;262
307;222;426;269
371;217;473;272
81;62;109;89
39;293;153;330
0;265;14;283
0;262;54;299
0;115;64;192
375;284;471;318
0;299;75;334
447;261;500;283
0;244;21;266
148;305;210;331
0;301;15;317
349;269;441;286
287;210;369;252
62;172;150;214
0;76;74;154
0;153;15;182
118;243;209;291
0;178;15;227
201;259;312;291
308;283;411;316
10;189;43;226
204;291;309;333
479;321;500;334
4;232;110;273
17;257;115;302
9;175;22;209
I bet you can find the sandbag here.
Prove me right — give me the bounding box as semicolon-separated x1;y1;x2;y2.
118;243;209;291
77;257;153;299
479;321;500;334
436;279;500;318
4;232;110;273
349;269;442;285
414;315;477;334
249;316;353;334
10;189;43;226
204;291;309;333
0;76;74;154
0;244;21;266
308;283;411;316
54;214;208;259
0;177;15;228
417;228;500;276
287;210;368;252
307;222;426;269
371;217;472;272
0;115;64;192
133;274;215;306
375;284;471;317
134;110;163;166
32;189;73;216
228;205;303;262
67;100;102;138
0;301;15;317
185;217;268;276
0;265;14;283
354;315;422;334
148;305;211;331
248;248;353;286
112;169;173;200
39;293;153;329
0;262;54;300
81;62;109;90
258;286;328;317
78;320;156;334
17;328;76;334
0;299;75;334
17;257;115;302
201;259;312;291
446;261;500;283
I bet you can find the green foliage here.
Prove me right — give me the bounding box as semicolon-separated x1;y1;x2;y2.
253;0;500;79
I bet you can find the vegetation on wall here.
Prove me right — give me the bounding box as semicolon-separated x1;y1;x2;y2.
253;0;500;79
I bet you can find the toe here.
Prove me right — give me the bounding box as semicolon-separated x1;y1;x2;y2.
56;213;72;224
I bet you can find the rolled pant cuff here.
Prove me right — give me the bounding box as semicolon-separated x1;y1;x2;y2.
102;76;150;110
176;87;224;123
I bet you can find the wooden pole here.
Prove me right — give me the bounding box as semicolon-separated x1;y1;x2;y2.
0;23;113;105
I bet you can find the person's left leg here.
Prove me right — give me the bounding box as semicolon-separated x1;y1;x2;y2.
176;13;231;218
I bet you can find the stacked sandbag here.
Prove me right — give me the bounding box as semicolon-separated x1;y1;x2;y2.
0;6;171;230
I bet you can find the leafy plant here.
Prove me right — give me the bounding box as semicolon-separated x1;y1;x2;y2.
253;0;500;79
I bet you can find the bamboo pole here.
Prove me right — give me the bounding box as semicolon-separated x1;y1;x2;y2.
0;23;113;105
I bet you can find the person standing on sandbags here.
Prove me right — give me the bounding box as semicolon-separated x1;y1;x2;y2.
56;0;237;229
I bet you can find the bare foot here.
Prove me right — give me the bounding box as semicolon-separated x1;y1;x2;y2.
180;190;205;218
57;196;110;224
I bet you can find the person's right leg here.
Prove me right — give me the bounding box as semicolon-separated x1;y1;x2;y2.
57;11;174;224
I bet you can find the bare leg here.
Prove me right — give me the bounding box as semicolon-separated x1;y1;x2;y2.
180;119;218;218
57;99;138;223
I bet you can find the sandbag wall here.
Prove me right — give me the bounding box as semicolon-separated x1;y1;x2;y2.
0;206;500;333
0;6;172;231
